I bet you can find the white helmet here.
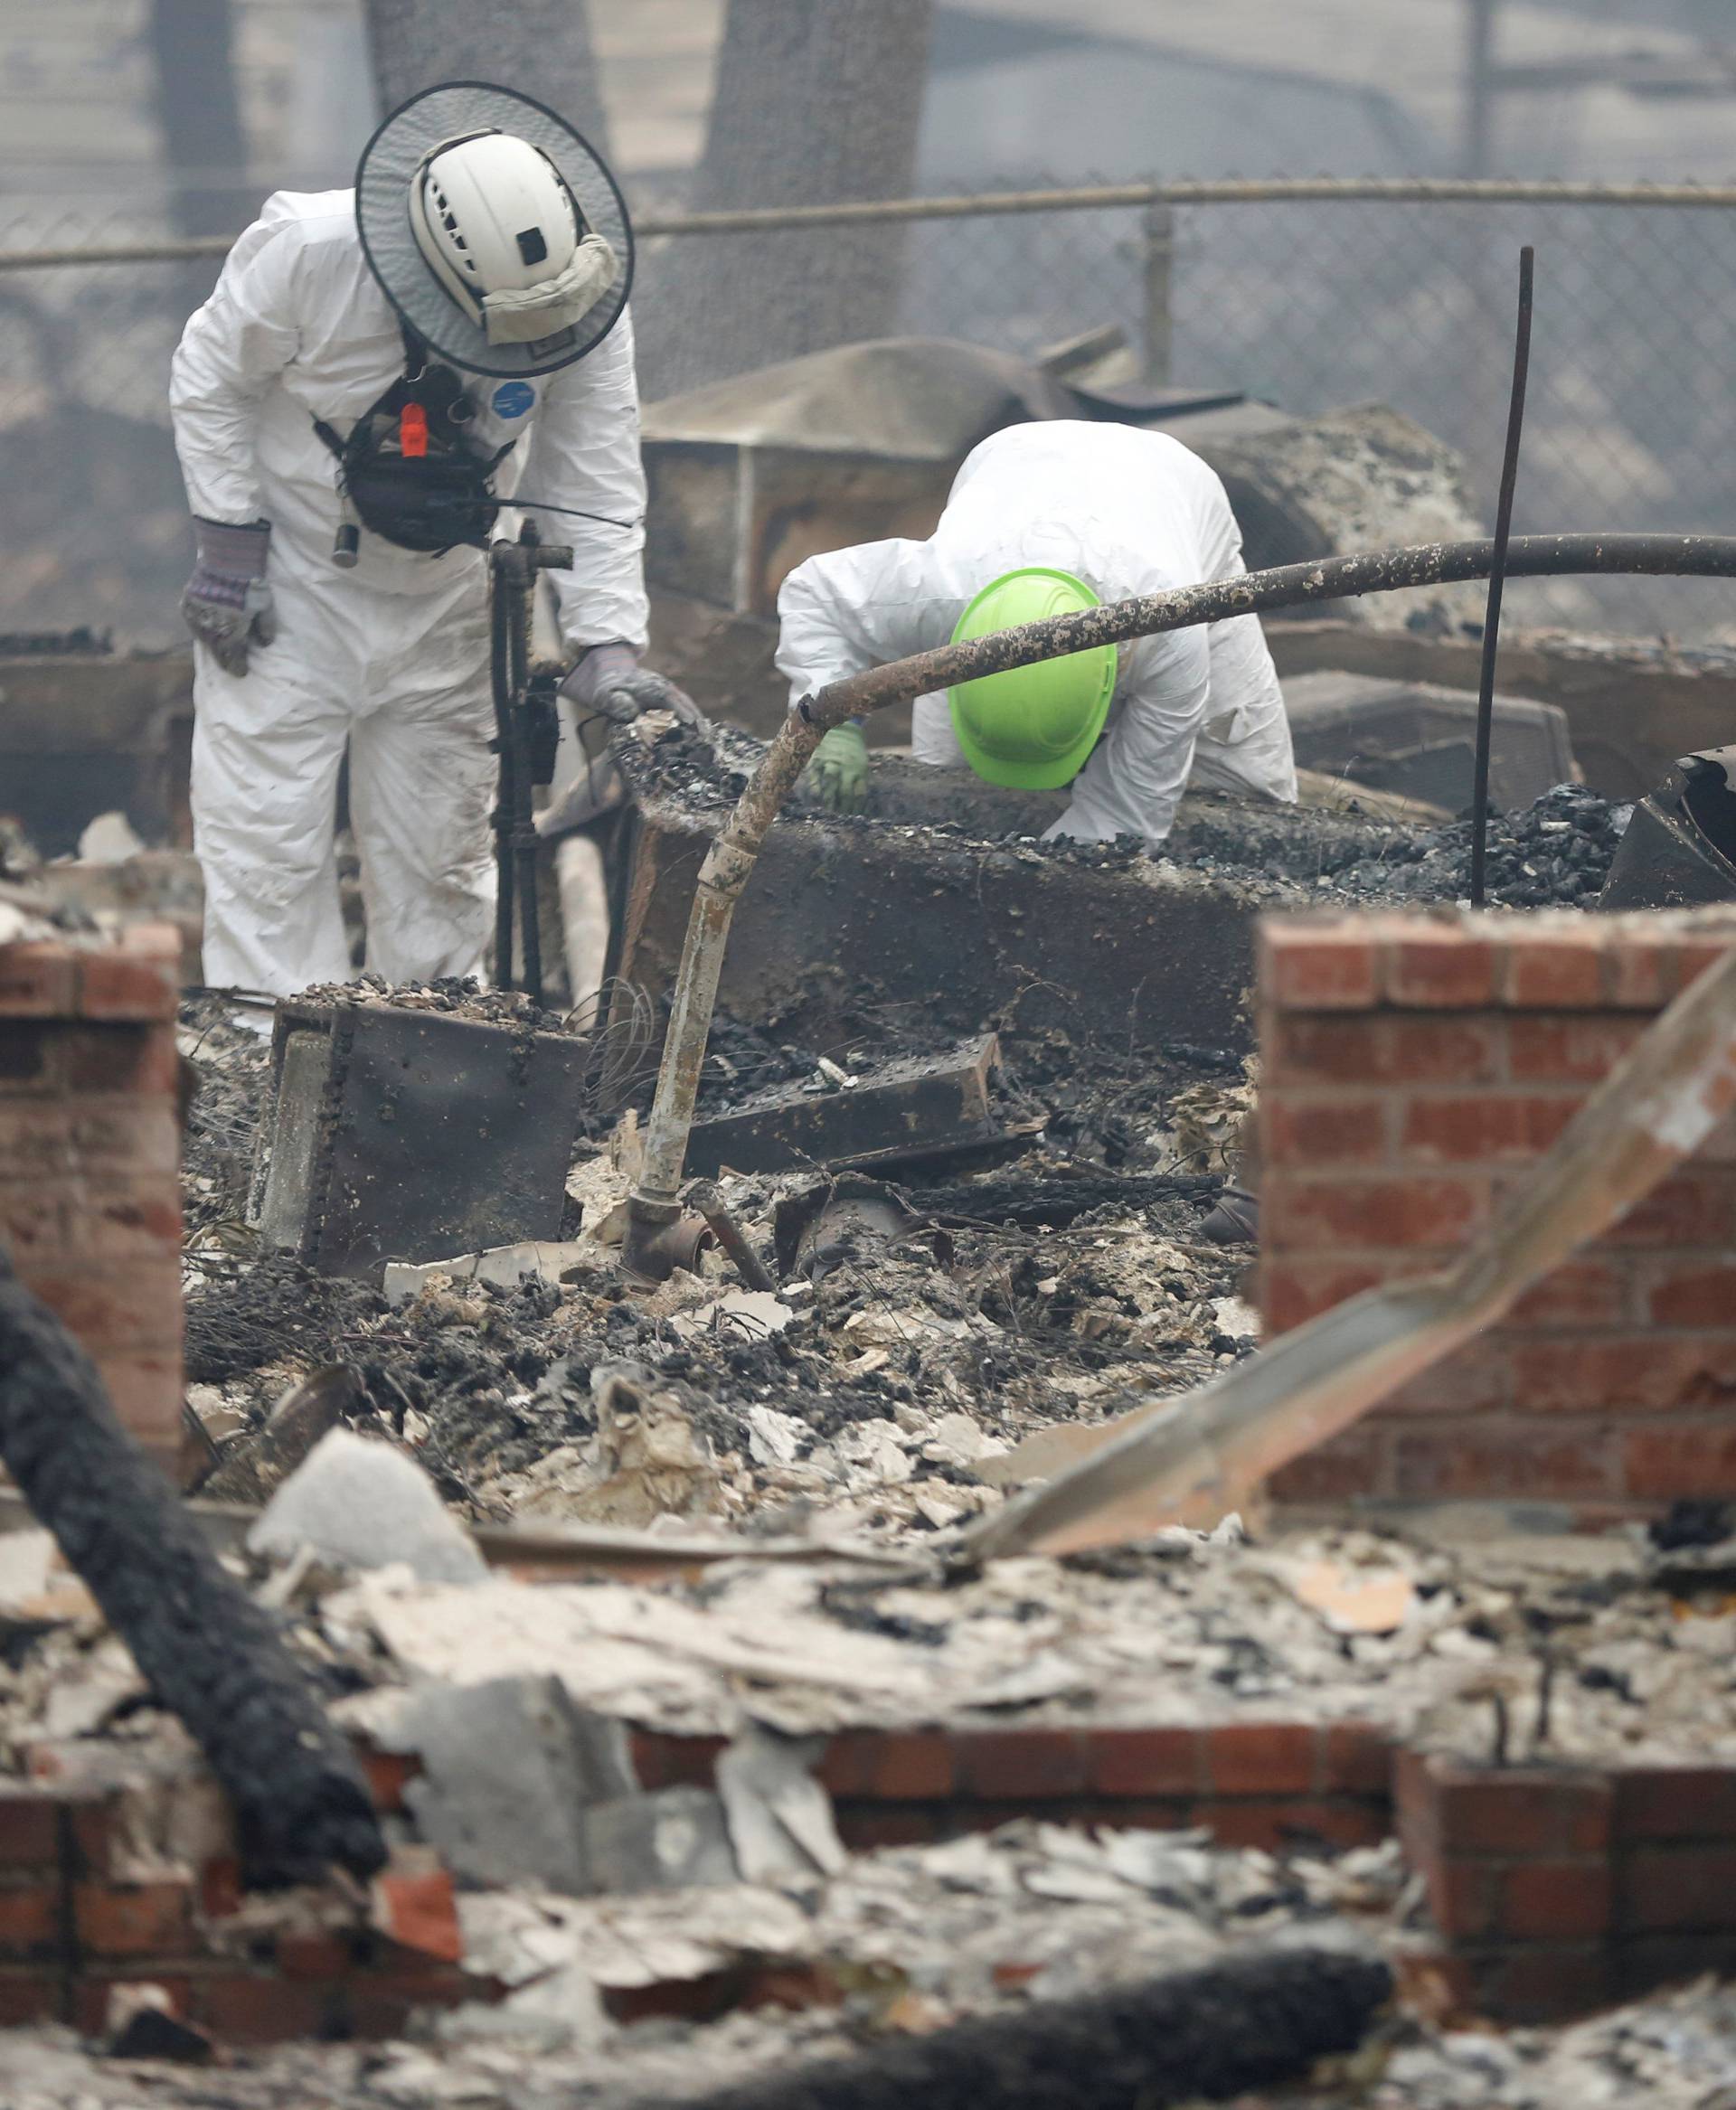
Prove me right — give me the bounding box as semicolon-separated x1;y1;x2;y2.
408;128;619;347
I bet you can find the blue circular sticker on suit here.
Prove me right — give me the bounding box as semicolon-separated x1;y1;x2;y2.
492;380;536;419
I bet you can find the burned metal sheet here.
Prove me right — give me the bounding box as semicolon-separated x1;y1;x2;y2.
1599;746;1736;910
685;1035;1005;1180
256;1002;590;1279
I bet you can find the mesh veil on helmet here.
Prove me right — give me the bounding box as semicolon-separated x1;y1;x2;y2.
356;80;634;378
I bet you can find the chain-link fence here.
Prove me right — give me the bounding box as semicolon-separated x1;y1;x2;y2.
5;179;1736;645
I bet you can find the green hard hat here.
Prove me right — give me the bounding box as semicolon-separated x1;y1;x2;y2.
947;568;1117;789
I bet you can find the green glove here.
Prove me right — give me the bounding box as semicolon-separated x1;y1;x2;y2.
811;721;869;815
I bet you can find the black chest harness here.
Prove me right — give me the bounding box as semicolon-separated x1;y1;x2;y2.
314;324;514;562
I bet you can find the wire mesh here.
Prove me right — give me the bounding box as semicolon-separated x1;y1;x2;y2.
3;185;1735;643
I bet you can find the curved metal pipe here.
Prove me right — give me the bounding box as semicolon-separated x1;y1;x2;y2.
624;531;1736;1241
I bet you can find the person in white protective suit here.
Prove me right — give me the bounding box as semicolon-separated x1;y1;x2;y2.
170;82;687;999
777;419;1297;847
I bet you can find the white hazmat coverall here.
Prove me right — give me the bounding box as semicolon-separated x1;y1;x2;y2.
776;422;1296;849
170;190;648;996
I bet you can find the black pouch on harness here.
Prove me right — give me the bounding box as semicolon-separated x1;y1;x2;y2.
315;326;515;557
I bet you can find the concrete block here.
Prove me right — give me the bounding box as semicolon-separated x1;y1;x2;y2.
580;1788;738;1894
396;1676;633;1895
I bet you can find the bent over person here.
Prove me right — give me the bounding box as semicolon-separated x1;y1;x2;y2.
778;419;1297;843
170;82;680;997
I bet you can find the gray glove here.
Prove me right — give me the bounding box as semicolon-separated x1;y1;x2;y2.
561;643;705;730
180;519;278;677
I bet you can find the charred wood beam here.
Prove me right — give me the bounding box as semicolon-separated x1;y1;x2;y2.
624;1945;1392;2110
0;1249;386;1886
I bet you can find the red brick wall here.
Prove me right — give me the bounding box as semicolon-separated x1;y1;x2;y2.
1398;1750;1736;2021
1258;909;1736;1517
0;929;184;1474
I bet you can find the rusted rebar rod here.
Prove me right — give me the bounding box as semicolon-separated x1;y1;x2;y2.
620;530;1736;1276
1469;248;1535;907
687;1180;778;1293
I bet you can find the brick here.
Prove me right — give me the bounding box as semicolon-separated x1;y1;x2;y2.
1497;1860;1612;1940
951;1729;1088;1801
1205;1722;1316;1797
1429;1767;1611;1856
601;1971;739;2026
1616;1767;1736;1843
739;1960;847;2013
1427;1858;1496;1939
80;1180;183;1259
1393;1422;1618;1502
197;1857;244;1922
0;1796;61;1871
819;1731;955;1801
1085;1727;1203;1799
1320;1721;1393;1798
69;1101;180;1174
1197;1797;1391;1853
0;944;77;1017
277;1930;359;1981
1267;1422;1387;1503
74;1879;194;1958
0;1881;61;1958
834;1807;942;1851
1267;1014;1503;1087
1624;1423;1736;1501
1385;1342;1511;1418
1670;936;1736;996
24;1267;182;1355
98;1353;185;1450
1622;1934;1736;1996
628;1731;727;1791
1643;1264;1736;1329
51;1023;180;1097
77;949;178;1023
1607;941;1670;1008
0;1185;70;1263
1386;931;1495;1009
1507;1014;1647;1083
1476;1943;1614;2022
1511;1335;1736;1414
345;1965;482;2038
373;1868;462;1964
0;1023;49;1084
1507;1259;1631;1329
0;1970;63;2026
1619;1844;1736;1933
198;1973;344;2044
358;1747;421;1816
1263;1097;1389;1169
1502;934;1609;1008
1259;1259;1385;1335
1264;1174;1491;1252
1399;1091;1578;1163
1262;923;1378;1011
1609;1169;1736;1247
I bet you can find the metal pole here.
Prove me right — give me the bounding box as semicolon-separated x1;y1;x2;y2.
1142;197;1175;385
1469;246;1534;908
1465;0;1497;177
489;563;517;987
